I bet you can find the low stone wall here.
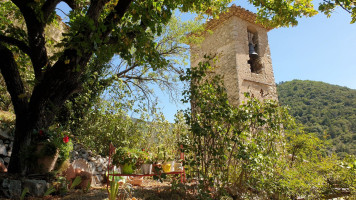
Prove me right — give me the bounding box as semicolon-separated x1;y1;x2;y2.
0;178;48;198
0;128;13;168
70;143;109;185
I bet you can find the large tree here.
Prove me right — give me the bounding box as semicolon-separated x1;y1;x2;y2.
0;0;317;174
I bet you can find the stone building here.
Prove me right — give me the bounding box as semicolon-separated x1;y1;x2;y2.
190;5;278;105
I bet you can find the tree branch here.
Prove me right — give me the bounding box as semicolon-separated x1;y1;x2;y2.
87;0;111;25
101;0;133;39
63;0;77;9
0;35;31;56
117;63;140;78
42;0;61;22
323;0;353;14
127;79;153;108
10;0;30;10
0;44;28;115
30;0;133;111
11;0;49;80
106;21;149;45
122;75;167;82
335;0;352;14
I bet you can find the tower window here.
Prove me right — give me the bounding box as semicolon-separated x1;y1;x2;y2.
247;31;263;74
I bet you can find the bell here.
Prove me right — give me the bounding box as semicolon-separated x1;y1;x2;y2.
249;43;258;56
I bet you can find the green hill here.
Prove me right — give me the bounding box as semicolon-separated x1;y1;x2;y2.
277;80;356;157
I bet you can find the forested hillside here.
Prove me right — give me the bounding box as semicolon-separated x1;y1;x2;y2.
277;80;356;156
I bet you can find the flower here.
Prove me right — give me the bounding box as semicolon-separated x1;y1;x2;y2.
63;135;69;144
39;129;44;136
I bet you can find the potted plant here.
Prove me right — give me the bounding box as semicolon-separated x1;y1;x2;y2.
33;128;73;173
162;153;175;173
36;141;60;173
113;147;140;174
162;163;171;173
140;149;153;174
174;158;184;172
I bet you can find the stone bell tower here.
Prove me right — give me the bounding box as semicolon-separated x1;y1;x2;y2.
190;5;278;105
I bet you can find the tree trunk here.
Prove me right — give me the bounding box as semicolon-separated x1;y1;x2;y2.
2;48;87;174
8;115;34;174
0;44;31;174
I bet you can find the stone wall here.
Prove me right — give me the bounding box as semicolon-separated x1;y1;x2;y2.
0;128;13;168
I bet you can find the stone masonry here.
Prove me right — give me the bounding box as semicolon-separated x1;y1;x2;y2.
190;5;278;104
0;128;13;168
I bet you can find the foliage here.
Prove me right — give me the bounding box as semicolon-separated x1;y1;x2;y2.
318;0;356;23
74;97;183;167
181;61;356;199
73;100;144;156
32;127;73;169
251;0;356;25
112;147;146;169
51;176;69;196
250;0;317;27
0;0;234;174
44;185;56;197
0;76;12;111
277;80;356;157
39;142;58;157
108;180;121;200
56;15;199;164
57;14;204;136
181;58;292;198
108;182;133;200
107;171;126;183
147;111;178;162
276;131;356;199
69;176;82;190
20;187;29;200
152;164;167;182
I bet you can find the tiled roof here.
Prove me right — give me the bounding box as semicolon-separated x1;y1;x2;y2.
205;5;274;31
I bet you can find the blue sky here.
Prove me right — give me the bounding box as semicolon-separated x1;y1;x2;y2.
57;1;356;122
269;7;356;89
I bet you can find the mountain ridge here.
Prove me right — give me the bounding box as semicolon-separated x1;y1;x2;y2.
277;79;356;156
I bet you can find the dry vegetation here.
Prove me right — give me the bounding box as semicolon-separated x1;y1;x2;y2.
0;110;15;124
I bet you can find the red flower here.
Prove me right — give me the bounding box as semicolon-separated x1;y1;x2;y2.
38;130;44;136
63;135;69;143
